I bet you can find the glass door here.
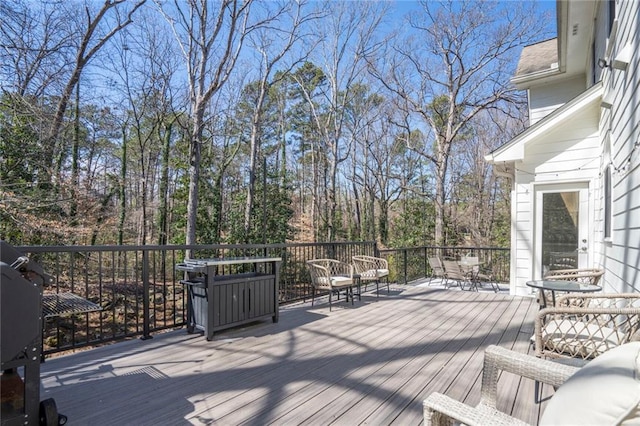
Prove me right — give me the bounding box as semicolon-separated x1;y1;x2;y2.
536;185;589;278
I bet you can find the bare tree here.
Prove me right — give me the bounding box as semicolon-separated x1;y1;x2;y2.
370;0;545;245
42;0;146;185
157;0;278;248
241;0;321;243
293;0;386;242
108;9;182;245
0;0;71;98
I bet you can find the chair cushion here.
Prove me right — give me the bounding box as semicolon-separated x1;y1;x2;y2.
540;341;640;425
329;276;353;288
315;276;352;289
541;318;624;358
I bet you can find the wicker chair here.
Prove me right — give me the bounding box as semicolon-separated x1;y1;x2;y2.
306;259;357;311
352;255;389;296
534;293;640;361
544;268;604;285
424;345;579;425
538;268;604;307
425;343;640;425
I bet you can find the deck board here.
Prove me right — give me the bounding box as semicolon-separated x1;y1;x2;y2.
40;284;547;425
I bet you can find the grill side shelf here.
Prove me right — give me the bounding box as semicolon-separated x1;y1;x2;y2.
42;293;102;318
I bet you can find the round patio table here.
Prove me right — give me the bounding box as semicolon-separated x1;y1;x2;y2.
526;279;602;308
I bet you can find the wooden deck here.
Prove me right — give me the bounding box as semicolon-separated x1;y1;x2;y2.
40;284;548;425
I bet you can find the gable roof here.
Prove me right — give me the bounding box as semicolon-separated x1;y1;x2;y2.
485;81;602;164
512;38;560;87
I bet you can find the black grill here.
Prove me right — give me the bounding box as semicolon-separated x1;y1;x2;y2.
1;240;67;426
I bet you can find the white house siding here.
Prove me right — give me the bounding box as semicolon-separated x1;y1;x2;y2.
528;75;586;125
510;104;601;296
600;0;640;293
512;178;533;296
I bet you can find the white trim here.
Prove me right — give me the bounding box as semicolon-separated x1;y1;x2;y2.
532;182;591;279
511;66;562;88
485;82;603;163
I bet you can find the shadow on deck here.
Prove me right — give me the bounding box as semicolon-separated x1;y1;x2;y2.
40;284;548;425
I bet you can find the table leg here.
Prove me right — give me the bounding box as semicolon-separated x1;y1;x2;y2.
537;289;547;309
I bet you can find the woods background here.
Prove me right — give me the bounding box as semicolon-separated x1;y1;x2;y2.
0;0;551;248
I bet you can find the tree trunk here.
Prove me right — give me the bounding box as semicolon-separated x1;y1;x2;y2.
378;198;389;245
185;108;204;250
70;80;80;228
157;122;172;245
434;144;449;246
211;172;225;244
243;84;267;242
118;125;127;246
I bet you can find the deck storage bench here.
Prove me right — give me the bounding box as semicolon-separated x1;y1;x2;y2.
176;257;281;340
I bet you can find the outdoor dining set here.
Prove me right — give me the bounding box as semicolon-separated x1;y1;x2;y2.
422;266;640;425
299;256;640;424
426;255;501;292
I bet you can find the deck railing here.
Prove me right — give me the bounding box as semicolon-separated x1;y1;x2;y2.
15;242;508;356
17;242;376;356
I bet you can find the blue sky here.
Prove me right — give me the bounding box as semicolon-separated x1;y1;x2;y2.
389;0;557;38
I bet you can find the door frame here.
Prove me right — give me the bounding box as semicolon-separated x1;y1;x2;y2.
532;182;591;279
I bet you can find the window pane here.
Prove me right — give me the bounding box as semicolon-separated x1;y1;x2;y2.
542;192;579;274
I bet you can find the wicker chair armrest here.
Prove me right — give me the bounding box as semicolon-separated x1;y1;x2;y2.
374;256;388;269
424;393;529;426
424;346;575;426
480;345;578;408
545;268;601;275
555;292;640;306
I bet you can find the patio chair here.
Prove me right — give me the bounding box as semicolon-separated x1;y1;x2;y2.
543;268;604;285
539;268;604;307
548;251;578;270
306;259;358;311
424;342;640;425
352;255;389;296
534;292;640;361
458;255;500;292
459;256;482;291
427;257;446;286
441;260;472;290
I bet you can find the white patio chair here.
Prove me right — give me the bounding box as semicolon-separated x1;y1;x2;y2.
306;259;357;311
352;255;389;296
